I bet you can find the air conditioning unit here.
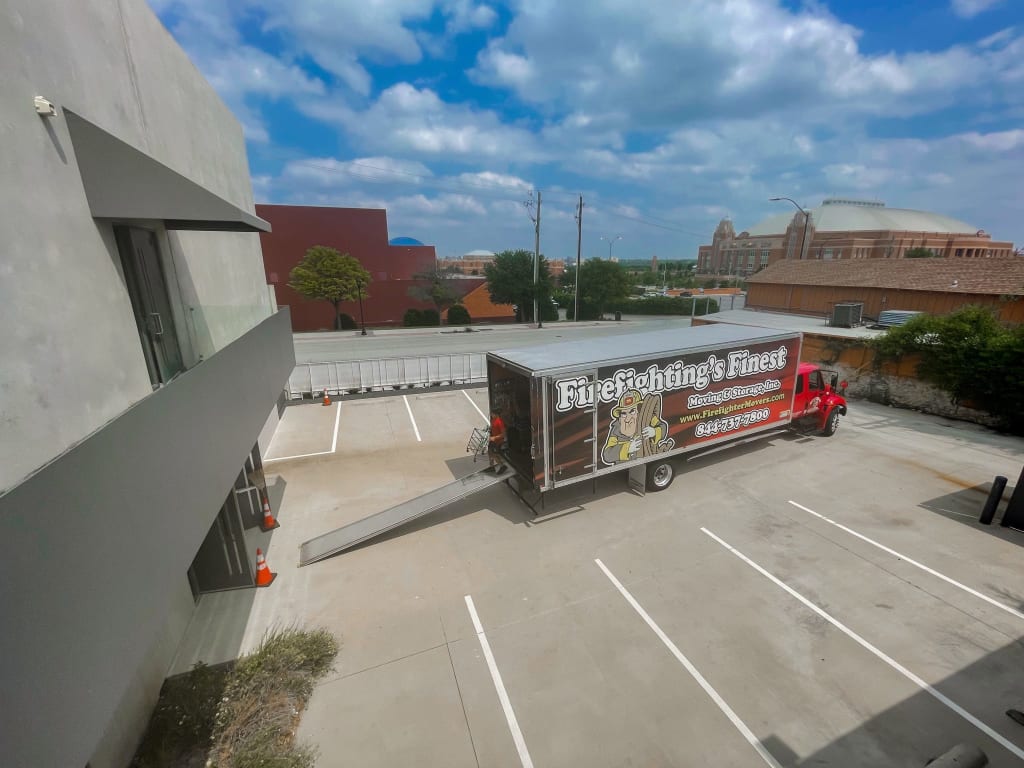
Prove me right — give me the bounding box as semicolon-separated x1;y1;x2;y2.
832;302;864;328
877;310;922;328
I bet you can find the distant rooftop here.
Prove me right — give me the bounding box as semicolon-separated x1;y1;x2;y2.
464;249;496;258
747;257;1024;295
389;236;425;246
745;199;983;237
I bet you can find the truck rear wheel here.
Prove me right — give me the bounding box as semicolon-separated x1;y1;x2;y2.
821;409;840;437
646;460;675;492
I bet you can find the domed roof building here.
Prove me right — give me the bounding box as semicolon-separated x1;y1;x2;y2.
388;236;425;246
697;198;1014;276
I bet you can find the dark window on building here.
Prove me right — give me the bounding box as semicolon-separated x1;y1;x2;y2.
114;226;185;388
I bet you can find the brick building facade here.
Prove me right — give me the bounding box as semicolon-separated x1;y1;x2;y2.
697;198;1014;277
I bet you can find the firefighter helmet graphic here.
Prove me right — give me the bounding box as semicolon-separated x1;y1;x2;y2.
602;389;674;466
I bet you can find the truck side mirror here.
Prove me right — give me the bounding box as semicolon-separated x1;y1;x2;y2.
830;374;838;390
840;380;848;390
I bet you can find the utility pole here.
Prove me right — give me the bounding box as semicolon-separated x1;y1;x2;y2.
524;190;542;327
535;190;542;327
574;195;583;323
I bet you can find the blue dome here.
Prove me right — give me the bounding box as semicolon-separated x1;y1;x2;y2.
389;236;425;246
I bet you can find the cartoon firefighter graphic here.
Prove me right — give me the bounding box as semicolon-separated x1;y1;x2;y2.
601;389;675;466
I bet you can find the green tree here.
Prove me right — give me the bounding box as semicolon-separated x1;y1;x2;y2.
579;258;632;317
871;305;1024;434
905;247;939;258
560;264;577;290
484;249;554;322
288;246;371;330
407;265;463;314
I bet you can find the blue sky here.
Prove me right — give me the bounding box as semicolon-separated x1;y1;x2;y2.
149;0;1023;260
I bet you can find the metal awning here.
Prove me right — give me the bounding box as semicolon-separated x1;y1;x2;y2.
65;110;270;233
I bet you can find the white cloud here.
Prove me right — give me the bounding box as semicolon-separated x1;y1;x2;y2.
952;0;1004;18
301;82;544;161
149;0;1024;256
472;0;1023;127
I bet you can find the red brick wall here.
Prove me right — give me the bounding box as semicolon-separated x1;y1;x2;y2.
256;204;439;330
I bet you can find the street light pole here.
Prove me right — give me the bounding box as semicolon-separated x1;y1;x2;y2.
770;197;810;262
356;278;367;336
600;234;622;260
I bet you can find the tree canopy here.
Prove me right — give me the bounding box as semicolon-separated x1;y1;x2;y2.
484;249;554;321
578;258;632;316
407;265;463;313
288;246;371;330
871;305;1024;434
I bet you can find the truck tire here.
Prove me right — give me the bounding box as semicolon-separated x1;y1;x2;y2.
821;408;840;437
646;460;675;492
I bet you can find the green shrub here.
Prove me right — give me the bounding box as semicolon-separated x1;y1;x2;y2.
565;298;601;320
403;308;424;327
421;308;441;326
551;290;574;308
133;627;338;768
131;662;230;768
871;305;1024;433
338;313;357;330
447;304;471;325
605;296;719;316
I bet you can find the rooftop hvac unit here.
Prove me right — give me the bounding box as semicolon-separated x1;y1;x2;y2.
877;310;922;328
832;302;864;328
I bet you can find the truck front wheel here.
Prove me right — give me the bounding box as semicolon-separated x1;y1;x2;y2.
821;409;840;437
646;460;675;492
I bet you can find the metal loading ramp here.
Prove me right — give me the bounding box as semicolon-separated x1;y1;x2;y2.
299;468;510;566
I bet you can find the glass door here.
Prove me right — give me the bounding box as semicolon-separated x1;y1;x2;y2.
115;226;185;386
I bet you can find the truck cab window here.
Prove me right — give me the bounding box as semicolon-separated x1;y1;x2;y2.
795;375;804;394
809;371;823;391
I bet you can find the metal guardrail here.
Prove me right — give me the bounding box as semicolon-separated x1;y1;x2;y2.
288;353;488;398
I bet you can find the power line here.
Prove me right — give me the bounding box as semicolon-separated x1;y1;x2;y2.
286;158;713;239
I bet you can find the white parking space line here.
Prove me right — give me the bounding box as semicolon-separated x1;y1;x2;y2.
402;395;422;442
464;595;534;768
701;528;1024;761
264;403;341;463
594;559;783;768
788;500;1024;622
463;389;488;423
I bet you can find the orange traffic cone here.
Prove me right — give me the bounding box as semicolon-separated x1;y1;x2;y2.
260;494;279;531
322;390;331;406
254;548;277;588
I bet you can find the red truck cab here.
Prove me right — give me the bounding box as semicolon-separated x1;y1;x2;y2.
792;362;848;436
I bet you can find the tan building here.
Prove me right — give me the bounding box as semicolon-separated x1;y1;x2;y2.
697;198;1014;276
439;249;566;277
745;257;1024;324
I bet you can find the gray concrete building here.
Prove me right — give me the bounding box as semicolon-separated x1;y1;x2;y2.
0;1;294;766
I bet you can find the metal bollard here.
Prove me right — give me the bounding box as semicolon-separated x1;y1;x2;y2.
1002;466;1024;529
979;476;1008;525
925;743;988;767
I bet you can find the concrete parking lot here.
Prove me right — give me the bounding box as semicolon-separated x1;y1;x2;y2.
175;390;1024;767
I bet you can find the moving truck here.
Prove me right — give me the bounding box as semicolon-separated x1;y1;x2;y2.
486;323;847;494
299;323;847;564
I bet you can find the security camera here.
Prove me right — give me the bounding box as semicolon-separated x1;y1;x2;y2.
34;96;56;117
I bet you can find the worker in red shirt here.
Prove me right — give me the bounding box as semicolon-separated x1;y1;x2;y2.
486;408;507;474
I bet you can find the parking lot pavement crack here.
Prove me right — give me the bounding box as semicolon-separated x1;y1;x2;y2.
446;640;481;768
774;504;1024;646
318;641;451;686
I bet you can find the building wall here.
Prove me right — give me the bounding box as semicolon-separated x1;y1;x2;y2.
696;215;1014;274
0;311;294;768
257;204;441;330
0;0;273;494
745;284;1024;323
0;2;285;766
